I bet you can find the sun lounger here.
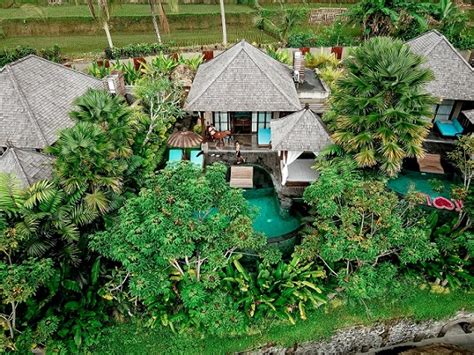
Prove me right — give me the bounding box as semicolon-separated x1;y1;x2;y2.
190;150;204;168
168;149;183;164
417;153;444;174
230;166;253;188
435;118;464;137
258;128;271;146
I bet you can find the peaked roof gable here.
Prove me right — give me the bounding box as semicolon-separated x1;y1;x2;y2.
0;148;53;187
271;108;332;152
406;30;474;101
185;41;301;112
0;55;102;149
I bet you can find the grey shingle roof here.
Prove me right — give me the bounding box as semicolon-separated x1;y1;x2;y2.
0;55;102;149
184;40;301;112
271;108;332;152
462;109;474;124
0;147;53;187
406;30;474;101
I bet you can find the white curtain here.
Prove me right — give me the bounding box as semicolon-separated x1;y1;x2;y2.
281;151;303;186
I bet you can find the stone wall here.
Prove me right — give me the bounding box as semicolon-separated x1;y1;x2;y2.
308;8;348;25
244;311;474;355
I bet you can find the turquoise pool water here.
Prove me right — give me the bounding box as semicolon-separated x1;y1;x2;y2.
388;171;455;199
243;188;301;238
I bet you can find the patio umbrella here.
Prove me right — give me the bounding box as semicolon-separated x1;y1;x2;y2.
167;130;203;148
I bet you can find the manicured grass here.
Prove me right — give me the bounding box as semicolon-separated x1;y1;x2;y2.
0;28;276;57
92;288;473;355
0;4;255;19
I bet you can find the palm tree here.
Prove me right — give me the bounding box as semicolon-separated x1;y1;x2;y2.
148;0;171;44
327;37;436;176
219;0;227;46
86;0;115;49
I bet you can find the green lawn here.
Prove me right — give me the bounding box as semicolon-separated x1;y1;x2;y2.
92;288;473;355
0;4;255;19
0;28;276;57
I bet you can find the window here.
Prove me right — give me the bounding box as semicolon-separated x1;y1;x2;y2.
213;112;229;131
433;100;455;122
257;112;272;129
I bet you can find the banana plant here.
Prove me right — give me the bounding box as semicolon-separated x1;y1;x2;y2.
223;254;326;324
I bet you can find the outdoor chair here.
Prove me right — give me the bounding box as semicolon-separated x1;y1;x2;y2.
435;118;464;138
417;153;444;174
258;128;271;147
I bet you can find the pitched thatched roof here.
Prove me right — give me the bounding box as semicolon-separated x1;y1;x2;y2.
0;55;102;149
0;147;53;187
184;40;301;112
271;108;332;152
406;30;474;101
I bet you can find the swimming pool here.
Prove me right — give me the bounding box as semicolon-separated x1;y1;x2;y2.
388;170;456;199
243;188;301;239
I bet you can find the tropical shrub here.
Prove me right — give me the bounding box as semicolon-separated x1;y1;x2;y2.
304;52;340;70
296;158;437;301
223;254;326;324
265;46;291;65
107;42;171;60
0;45;62;67
419;213;473;292
89;163;266;334
326;37;436;176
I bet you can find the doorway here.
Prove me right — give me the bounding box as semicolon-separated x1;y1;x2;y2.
231;112;252;134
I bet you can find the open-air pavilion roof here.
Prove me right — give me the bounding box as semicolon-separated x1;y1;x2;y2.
271;108;332;152
184;40;301;112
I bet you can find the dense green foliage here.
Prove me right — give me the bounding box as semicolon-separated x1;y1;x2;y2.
297;158;437;300
347;0;473;49
326;37;436;176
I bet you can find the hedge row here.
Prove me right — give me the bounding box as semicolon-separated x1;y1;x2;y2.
0;44;61;66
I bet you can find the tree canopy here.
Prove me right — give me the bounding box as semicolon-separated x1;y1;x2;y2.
296;158;437;299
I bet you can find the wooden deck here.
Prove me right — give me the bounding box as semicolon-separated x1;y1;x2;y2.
206;134;273;153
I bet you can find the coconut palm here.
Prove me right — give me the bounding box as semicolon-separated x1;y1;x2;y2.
219;0;227;45
148;0;172;44
86;0;115;49
327;37;436;176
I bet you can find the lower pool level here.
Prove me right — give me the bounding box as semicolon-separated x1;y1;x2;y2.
243;188;301;239
388;170;456;199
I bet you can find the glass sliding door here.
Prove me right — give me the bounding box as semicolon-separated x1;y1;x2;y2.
212;112;229;131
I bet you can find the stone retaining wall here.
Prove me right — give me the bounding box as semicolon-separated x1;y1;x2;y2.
244;311;474;355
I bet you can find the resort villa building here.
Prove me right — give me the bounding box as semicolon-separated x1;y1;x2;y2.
407;30;474;142
0;55;102;186
184;40;332;199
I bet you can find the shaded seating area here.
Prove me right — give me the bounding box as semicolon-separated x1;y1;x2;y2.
435;118;464;138
257;128;271;147
417;153;444;174
230;166;253;188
